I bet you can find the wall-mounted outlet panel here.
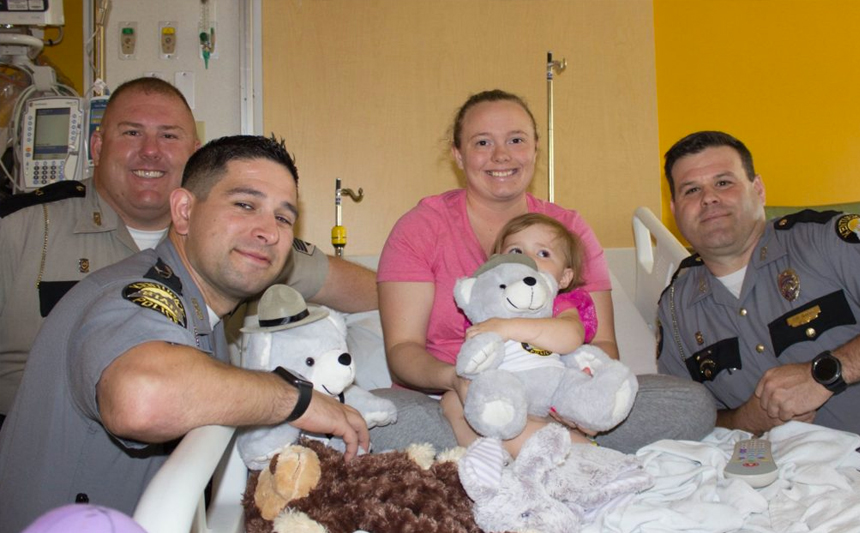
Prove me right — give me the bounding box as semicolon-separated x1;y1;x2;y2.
159;21;177;59
119;22;137;60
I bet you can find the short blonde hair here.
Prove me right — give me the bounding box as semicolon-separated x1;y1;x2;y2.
493;213;585;292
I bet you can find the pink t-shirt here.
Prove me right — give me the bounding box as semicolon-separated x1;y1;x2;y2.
377;189;611;365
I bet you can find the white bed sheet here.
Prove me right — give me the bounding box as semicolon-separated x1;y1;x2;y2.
584;421;860;533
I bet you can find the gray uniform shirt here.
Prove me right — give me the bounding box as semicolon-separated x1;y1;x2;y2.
0;240;224;531
657;211;860;434
0;179;329;414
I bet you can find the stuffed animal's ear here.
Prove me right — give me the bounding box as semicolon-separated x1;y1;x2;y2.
458;437;506;502
539;270;559;295
325;307;348;339
453;277;477;309
512;423;570;478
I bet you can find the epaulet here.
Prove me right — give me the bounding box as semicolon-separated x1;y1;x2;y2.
665;252;702;288
0;180;86;218
291;238;316;256
772;209;841;230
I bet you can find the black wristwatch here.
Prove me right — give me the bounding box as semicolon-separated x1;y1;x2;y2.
811;351;847;395
273;367;314;422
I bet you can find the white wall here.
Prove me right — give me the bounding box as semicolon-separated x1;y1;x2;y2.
102;0;242;140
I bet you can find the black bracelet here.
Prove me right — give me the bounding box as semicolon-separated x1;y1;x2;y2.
272;367;313;422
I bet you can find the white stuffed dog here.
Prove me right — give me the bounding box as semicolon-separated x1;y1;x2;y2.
455;254;638;440
237;285;397;470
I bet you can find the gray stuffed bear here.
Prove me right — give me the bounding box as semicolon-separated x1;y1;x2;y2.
454;254;638;440
458;423;653;533
237;284;397;470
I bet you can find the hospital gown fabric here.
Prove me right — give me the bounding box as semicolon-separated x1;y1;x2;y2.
580;421;860;533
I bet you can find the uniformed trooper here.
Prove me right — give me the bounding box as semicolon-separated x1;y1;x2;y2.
0;77;377;428
656;130;860;436
0;135;372;533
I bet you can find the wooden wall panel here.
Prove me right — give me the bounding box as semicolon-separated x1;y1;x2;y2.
262;0;660;256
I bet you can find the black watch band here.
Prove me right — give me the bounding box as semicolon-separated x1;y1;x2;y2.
811;351;848;395
273;367;313;422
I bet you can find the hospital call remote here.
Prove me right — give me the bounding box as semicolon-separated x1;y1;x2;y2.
724;438;778;488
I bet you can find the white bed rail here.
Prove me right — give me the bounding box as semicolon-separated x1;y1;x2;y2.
133;425;245;533
631;206;690;333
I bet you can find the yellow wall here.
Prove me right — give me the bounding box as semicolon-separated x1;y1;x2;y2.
39;0;84;94
654;0;860;238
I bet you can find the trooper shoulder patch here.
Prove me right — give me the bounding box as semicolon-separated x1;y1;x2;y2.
0;180;86;218
773;209;841;230
122;281;187;327
292;238;316;256
835;214;860;244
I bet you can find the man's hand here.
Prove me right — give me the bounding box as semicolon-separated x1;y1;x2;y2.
293;391;370;460
719;387;816;435
754;362;831;421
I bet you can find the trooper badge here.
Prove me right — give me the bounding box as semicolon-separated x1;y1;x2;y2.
777;268;800;302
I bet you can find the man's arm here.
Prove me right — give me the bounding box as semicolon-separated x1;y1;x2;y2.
716;398;815;435
308;255;378;313
97;341;370;458
754;334;860;422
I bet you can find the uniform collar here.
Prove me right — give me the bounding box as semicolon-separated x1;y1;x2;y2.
154;239;214;339
72;179;150;253
750;223;786;269
687;225;776;307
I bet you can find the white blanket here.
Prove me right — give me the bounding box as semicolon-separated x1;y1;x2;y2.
583;422;860;533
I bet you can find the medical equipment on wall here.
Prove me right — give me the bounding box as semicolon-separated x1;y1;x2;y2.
199;0;216;69
1;0;109;193
0;1;65;27
546;51;566;203
331;178;364;257
17;95;84;189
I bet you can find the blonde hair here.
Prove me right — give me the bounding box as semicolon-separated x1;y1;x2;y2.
493;213;585;292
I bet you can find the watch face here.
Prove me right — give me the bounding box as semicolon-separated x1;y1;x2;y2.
814;356;839;383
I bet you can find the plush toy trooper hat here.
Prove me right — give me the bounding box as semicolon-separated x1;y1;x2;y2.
473;253;538;277
241;284;329;333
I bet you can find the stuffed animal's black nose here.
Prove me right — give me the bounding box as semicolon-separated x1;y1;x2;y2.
524;277;536;286
339;353;352;366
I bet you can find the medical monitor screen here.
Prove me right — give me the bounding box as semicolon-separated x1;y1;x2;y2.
33;107;70;161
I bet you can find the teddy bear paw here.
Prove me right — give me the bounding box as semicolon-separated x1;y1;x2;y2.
458;333;505;376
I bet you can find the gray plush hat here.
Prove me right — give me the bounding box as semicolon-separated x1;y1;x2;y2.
473;253;538;278
241;284;329;333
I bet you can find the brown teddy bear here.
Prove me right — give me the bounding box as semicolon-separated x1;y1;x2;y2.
243;438;488;533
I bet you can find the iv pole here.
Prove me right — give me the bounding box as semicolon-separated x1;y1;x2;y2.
331;178;364;257
546;51;566;203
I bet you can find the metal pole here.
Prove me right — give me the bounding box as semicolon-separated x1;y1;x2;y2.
546;51;566;203
332;178;345;256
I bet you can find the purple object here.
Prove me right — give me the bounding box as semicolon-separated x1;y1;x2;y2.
21;504;147;533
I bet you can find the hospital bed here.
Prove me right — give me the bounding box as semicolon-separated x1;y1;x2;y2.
133;206;683;533
131;207;860;533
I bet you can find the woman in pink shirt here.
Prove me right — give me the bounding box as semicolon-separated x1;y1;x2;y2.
378;90;715;455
